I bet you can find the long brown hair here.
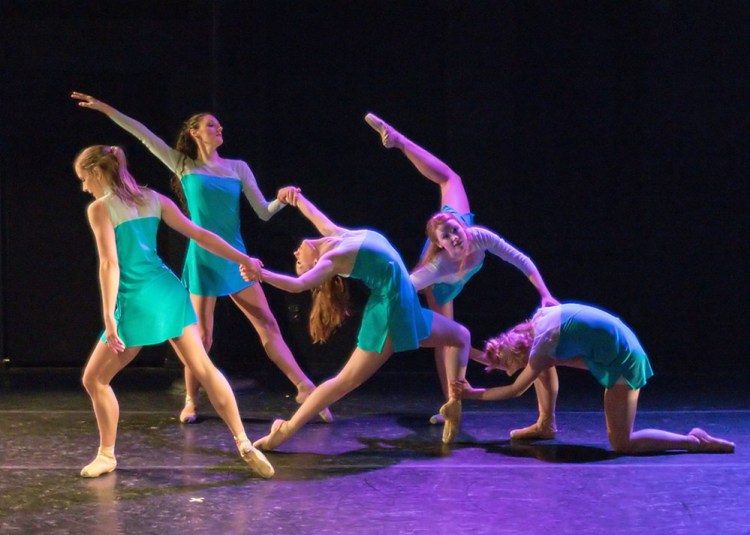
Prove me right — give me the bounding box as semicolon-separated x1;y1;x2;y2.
309;276;350;344
74;145;145;206
170;112;209;213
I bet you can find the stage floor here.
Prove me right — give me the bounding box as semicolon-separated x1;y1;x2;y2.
0;366;747;534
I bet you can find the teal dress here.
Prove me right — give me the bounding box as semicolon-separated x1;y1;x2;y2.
181;173;249;296
532;303;654;389
98;189;197;347
346;229;433;353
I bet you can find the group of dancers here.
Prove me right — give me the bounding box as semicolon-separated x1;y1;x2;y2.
69;92;735;479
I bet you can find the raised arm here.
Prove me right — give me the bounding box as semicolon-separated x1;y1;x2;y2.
71;92;184;172
291;193;346;237
474;227;559;307
86;201;124;353
159;193;262;278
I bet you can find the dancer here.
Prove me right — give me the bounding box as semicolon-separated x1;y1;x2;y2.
455;302;735;454
72;92;331;424
243;192;472;449
365;113;559;430
74;145;274;478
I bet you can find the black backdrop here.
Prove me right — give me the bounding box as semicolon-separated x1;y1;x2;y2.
1;1;748;380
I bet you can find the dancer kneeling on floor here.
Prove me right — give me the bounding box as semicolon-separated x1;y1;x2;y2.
241;192;471;450
74;145;274;478
364;112;559;428
453;302;735;454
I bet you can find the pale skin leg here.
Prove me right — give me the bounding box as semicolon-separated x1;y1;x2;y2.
81;342;142;466
509;367;559;439
181;284;325;422
254;312;470;450
603;384;702;453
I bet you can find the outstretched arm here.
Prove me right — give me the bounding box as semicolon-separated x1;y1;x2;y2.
159;194;262;278
290;193;346;237
459;357;549;401
252;257;338;293
474;227;559;307
71;92;184;172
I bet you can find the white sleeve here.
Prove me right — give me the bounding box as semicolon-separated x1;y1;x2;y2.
235;161;284;221
529;306;562;360
108;109;185;173
409;256;456;290
472;227;537;277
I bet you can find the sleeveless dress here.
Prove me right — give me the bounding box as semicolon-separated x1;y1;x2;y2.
98;189;197;347
109;111;285;296
530;303;654;389
343;229;433;353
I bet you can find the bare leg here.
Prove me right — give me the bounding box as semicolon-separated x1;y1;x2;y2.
365;113;470;213
170;326;274;478
510;367;559;440
230;284;333;422
604;384;734;454
418;312;470;443
178;294;217;423
80;342;141;477
254;342;394;451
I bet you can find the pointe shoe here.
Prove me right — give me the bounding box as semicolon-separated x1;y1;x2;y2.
439;398;462;444
295;387;334;424
364;113;401;149
510;419;558;441
179;395;198;424
253;419;291;451
238;440;275;478
429;413;444;425
689;428;735;453
80;453;117;478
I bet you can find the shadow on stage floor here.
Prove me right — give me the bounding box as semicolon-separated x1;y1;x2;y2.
0;365;747;534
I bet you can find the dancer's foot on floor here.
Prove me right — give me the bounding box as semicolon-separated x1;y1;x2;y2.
439;398;462;444
254;419;291;451
364;113;402;149
237;440;275;478
80;451;117;478
179;394;198;424
688;428;735;453
510;419;557;441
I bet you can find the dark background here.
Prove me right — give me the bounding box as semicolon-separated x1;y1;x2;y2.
1;1;748;383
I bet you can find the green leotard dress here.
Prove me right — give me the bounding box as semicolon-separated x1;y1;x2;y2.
180;173;248;295
98;189;197;347
108;110;286;297
344;229;433;353
530;303;654;389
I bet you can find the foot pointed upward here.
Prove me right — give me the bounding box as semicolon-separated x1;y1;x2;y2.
364;112;402;149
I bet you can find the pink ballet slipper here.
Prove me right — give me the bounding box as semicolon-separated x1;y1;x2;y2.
689;428;735;453
364;113;402;149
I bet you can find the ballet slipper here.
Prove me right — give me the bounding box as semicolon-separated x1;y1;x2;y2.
688;428;735;453
439;398;462;444
237;440;275;479
510;418;558;440
364;113;402;149
179;395;198;424
80;452;117;478
429;413;444;425
295;384;334;424
253;419;291;451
